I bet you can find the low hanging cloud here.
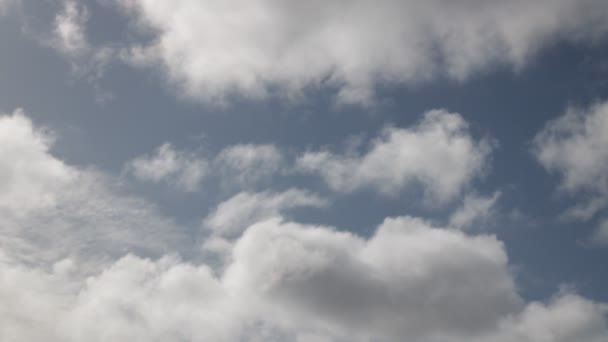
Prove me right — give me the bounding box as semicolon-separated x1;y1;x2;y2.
296;109;492;202
114;0;608;104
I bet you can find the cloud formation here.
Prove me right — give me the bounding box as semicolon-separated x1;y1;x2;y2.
214;144;284;188
533;101;608;240
204;189;328;238
450;192;501;229
2;112;607;342
115;0;608;103
0;111;186;270
52;1;89;56
2;216;607;341
127;143;209;192
297;109;491;202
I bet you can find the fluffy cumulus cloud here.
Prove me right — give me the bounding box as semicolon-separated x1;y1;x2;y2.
534;101;608;199
114;0;608;103
0;110;75;215
3;215;608;341
297;109;491;202
127;142;209;192
533;101;608;241
2;111;608;342
0;111;186;270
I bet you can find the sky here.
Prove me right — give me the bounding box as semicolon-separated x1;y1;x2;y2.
1;0;608;341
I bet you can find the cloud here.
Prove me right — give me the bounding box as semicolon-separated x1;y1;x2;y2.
296;109;492;202
203;189;328;238
114;0;608;104
127;143;209;192
1;110;607;341
534;102;608;197
0;111;186;270
52;1;89;56
592;218;608;246
450;191;501;229
0;110;76;215
533;101;608;241
214;143;284;188
2;216;607;341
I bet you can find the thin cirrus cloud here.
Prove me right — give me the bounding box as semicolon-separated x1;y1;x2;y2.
112;0;608;104
296;109;492;202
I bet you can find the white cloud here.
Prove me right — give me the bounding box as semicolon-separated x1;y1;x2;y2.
0;110;75;215
53;1;89;56
533;101;608;242
203;189;328;238
3;216;607;341
214;143;284;188
450;191;501;229
296;109;491;202
0;111;186;270
127;143;208;192
115;0;608;104
2;110;607;342
534;102;608;197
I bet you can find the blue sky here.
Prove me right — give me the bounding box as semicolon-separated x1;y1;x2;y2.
2;1;608;341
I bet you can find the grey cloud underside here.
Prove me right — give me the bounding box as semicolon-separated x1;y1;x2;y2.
1;110;608;341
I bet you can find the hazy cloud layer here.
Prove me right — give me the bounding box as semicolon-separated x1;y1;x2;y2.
114;0;608;103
